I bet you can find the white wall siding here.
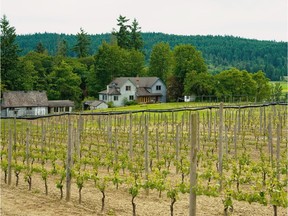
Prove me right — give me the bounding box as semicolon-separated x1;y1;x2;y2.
119;79;137;104
4;107;48;117
151;80;167;102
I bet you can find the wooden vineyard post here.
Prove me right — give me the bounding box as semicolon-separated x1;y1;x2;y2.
108;114;112;150
156;128;159;162
225;125;228;155
276;120;281;180
237;107;241;133
144;114;149;195
268;114;273;164
189;113;198;216
41;118;46;164
176;124;179;174
26;127;30;169
208;109;212;142
129;112;133;159
114;126;118;164
259;107;263;136
197;113;200;150
13;115;17;152
233;122;237;158
66;114;72;202
218;103;224;192
8;129;12;185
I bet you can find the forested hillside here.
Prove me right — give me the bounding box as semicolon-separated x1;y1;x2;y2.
16;32;287;80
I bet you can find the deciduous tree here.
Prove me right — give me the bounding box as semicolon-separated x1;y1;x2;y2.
148;42;172;82
171;44;207;99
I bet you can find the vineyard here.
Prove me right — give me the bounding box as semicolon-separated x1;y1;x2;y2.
1;103;288;216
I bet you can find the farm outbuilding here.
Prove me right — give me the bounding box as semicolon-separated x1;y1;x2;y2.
1;91;48;117
83;100;108;110
48;100;74;114
1;91;75;117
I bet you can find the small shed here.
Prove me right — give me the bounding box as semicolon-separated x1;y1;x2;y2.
48;100;74;114
84;100;108;110
1;91;48;117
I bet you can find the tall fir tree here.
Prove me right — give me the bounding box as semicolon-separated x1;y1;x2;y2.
112;15;131;49
130;19;143;51
35;42;46;54
57;39;69;57
0;15;20;90
73;28;91;58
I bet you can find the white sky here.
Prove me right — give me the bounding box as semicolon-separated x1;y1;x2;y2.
1;0;287;41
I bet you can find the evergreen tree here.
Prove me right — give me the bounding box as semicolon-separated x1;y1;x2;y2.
35;42;46;54
0;15;20;90
73;28;91;58
57;39;68;57
48;60;82;102
130;19;143;51
112;15;131;49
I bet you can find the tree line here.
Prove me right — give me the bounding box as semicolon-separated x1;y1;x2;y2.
15;33;287;81
1;15;285;108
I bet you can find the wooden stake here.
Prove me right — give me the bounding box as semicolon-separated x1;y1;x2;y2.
218;103;224;192
66;115;72;202
8;129;12;185
189;113;198;216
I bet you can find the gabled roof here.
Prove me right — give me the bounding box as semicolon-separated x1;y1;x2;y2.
2;91;48;108
136;87;162;97
48;100;74;107
112;77;160;88
99;86;121;95
90;100;107;107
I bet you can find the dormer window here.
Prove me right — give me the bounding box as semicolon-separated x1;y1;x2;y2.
156;85;161;90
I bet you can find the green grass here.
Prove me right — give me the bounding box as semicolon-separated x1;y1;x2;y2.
271;81;288;93
84;101;222;113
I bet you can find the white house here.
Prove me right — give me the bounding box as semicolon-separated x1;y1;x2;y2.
99;77;166;107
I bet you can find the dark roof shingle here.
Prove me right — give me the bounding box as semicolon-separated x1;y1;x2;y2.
2;91;48;108
48;100;74;107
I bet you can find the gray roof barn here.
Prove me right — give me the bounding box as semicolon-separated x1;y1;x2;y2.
2;91;48;108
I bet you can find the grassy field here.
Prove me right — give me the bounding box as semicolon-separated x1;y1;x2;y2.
271;81;288;93
86;101;255;113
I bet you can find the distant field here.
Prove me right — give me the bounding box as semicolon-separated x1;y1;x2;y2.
271;81;288;93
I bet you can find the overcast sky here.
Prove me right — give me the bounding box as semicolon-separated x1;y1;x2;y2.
1;0;287;41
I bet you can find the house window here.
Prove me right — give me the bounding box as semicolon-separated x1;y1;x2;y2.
129;95;134;100
27;107;32;110
126;86;131;91
114;96;118;101
103;95;107;100
156;85;161;90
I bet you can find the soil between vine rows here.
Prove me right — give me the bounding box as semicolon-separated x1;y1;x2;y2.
1;170;287;216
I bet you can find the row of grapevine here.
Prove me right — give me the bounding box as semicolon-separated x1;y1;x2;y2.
1;104;287;215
